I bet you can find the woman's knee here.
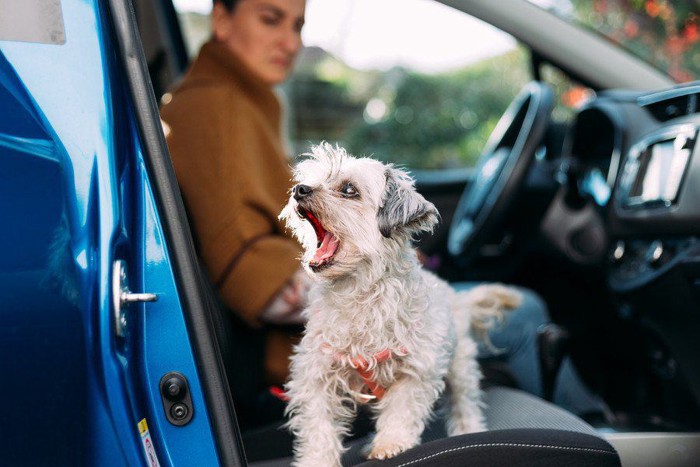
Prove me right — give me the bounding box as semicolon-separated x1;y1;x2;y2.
507;286;549;327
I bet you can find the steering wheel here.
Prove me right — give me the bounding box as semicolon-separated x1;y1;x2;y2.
448;81;553;259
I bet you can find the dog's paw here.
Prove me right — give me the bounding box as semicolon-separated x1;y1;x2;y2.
368;438;416;460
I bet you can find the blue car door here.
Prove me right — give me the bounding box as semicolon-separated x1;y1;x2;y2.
0;1;243;465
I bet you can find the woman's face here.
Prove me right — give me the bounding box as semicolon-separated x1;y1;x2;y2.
213;0;306;86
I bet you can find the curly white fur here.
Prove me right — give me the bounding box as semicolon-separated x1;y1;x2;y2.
280;143;521;466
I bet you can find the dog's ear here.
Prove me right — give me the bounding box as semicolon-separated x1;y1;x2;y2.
378;166;439;238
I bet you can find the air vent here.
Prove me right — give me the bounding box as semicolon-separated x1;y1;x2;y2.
638;82;700;122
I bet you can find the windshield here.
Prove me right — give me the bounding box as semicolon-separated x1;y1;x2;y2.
528;0;700;83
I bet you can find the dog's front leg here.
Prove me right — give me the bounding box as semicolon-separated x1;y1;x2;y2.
369;375;443;460
286;357;349;467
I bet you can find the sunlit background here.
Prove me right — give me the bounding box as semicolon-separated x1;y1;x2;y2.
169;0;699;169
173;0;515;72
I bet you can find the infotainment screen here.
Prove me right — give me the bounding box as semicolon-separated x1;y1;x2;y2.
618;126;696;210
628;136;692;206
639;140;688;202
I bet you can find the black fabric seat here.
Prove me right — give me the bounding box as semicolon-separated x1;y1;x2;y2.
350;429;618;467
247;387;619;466
250;429;617;467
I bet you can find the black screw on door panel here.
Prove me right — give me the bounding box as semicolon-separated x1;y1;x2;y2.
170;403;189;420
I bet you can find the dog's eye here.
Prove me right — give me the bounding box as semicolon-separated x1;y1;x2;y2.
340;183;359;197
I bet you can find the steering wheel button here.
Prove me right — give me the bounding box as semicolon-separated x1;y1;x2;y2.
646;241;667;268
612;241;625;262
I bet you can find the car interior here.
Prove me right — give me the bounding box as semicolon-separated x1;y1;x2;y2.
129;0;700;465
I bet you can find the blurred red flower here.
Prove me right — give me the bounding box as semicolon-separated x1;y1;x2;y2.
645;1;660;18
624;19;639;38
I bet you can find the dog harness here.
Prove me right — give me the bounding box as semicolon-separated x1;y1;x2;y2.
269;346;409;404
341;347;409;402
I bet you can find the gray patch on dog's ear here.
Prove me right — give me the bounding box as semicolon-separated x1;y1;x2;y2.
378;166;440;238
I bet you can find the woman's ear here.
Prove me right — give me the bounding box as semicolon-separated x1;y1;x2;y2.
211;2;232;42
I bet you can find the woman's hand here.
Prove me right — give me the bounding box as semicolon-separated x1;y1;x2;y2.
259;269;310;325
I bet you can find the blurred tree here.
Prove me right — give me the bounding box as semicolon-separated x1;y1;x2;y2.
569;0;699;83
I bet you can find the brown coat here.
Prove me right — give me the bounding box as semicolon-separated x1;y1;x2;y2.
161;40;301;384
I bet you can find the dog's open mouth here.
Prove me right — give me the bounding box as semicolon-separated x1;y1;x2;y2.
296;206;340;272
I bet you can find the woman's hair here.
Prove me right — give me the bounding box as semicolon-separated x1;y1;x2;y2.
215;0;240;11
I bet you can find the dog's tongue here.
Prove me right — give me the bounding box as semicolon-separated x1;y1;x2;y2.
313;231;339;262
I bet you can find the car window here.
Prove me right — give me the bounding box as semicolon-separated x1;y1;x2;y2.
173;0;211;58
527;0;700;83
172;0;531;170
289;0;533;170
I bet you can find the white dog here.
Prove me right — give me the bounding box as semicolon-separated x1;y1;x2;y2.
280;143;521;466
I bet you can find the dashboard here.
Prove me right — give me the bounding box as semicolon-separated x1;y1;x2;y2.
549;81;700;422
561;82;700;293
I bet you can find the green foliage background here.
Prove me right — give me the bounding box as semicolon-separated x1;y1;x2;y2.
288;47;530;170
345;48;529;169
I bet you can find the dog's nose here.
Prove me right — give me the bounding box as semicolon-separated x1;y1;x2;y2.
293;184;313;201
